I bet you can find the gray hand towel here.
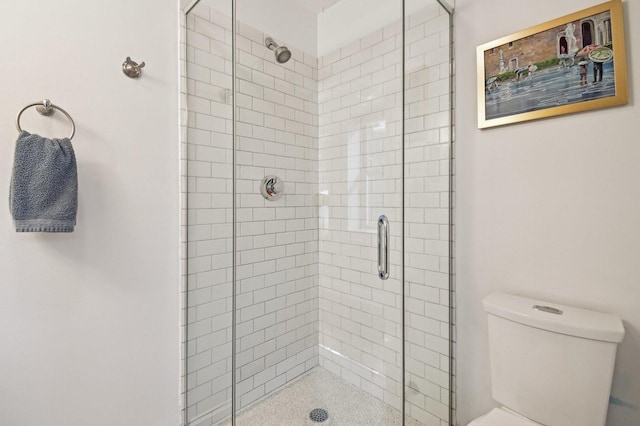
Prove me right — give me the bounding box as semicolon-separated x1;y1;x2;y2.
9;131;78;232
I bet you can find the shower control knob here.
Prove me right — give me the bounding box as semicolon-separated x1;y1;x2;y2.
261;176;284;201
269;180;282;194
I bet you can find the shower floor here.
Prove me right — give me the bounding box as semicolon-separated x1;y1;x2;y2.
226;367;421;426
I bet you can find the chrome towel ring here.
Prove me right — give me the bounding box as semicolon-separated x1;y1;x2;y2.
16;99;76;140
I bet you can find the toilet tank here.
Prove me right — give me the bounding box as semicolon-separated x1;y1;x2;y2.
483;293;625;426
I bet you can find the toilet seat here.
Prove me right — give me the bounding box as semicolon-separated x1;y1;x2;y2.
468;408;542;426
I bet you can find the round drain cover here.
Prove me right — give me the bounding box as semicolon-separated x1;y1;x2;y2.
309;408;329;423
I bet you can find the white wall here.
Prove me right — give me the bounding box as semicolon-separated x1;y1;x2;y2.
197;0;455;58
455;0;640;425
317;0;450;56
199;0;319;56
0;1;180;426
318;0;402;56
237;0;318;56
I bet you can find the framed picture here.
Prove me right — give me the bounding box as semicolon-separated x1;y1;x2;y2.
477;0;628;129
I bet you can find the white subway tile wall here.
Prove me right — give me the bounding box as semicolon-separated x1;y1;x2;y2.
181;3;452;426
180;10;187;426
233;15;320;414
185;5;234;426
184;4;320;424
403;6;451;426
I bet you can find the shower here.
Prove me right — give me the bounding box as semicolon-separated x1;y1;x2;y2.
265;37;292;63
183;1;453;424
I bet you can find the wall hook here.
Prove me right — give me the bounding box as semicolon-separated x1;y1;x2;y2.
122;56;145;78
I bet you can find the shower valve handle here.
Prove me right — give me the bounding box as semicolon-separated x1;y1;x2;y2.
261;176;284;201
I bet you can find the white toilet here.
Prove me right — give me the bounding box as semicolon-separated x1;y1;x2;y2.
469;292;625;426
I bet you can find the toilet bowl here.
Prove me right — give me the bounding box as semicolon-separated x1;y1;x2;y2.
467;293;625;426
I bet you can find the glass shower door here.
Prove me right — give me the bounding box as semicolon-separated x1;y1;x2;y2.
315;12;406;420
230;0;407;423
184;0;453;424
403;2;453;425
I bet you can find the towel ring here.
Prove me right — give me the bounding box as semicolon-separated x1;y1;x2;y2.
16;99;76;140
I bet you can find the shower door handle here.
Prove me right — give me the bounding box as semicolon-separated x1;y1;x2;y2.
377;215;389;280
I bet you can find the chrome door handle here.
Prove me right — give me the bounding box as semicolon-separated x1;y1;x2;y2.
378;215;389;280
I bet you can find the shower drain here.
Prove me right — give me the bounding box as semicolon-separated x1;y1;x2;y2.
309;408;329;423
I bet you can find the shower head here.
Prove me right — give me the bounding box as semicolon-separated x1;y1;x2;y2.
265;37;292;64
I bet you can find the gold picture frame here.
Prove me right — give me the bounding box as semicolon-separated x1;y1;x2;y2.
477;0;628;129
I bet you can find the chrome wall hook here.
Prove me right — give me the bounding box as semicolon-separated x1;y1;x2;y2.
122;56;145;78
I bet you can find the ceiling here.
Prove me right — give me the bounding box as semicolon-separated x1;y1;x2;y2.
294;0;341;14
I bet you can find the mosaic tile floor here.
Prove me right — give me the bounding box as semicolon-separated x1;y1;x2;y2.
223;367;421;426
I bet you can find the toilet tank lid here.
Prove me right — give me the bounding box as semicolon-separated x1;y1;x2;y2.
483;293;625;343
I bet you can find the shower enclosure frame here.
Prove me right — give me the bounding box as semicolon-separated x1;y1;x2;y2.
179;0;455;424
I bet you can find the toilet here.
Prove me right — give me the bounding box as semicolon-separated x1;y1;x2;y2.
469;292;625;426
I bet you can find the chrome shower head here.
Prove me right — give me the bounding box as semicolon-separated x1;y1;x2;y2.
265;37;291;64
